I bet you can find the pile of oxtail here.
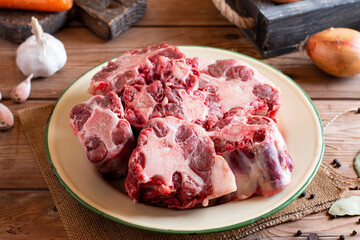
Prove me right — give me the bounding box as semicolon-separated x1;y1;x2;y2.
69;44;294;209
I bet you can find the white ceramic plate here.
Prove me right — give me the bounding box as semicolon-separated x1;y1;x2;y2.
46;46;324;234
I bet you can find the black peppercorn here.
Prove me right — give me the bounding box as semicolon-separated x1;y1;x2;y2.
309;193;316;199
295;230;302;236
339;234;345;240
353;230;357;236
357;107;360;113
308;233;319;240
330;215;336;219
335;162;342;168
332;159;339;164
355;186;359;190
300;191;306;198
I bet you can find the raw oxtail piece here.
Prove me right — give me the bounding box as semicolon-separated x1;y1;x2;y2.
123;80;223;129
198;58;281;120
69;92;136;179
88;44;199;96
125;116;237;209
210;115;293;203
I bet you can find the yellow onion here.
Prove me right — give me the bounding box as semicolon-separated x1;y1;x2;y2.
305;28;360;77
272;0;301;3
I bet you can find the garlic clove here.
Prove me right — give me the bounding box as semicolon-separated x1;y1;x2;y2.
306;27;360;78
0;103;14;131
11;73;33;103
16;17;67;78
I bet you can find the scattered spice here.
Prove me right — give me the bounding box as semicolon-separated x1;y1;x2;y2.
309;193;316;199
307;233;319;240
339;234;345;240
295;230;303;236
332;159;339;165
300;191;306;198
335;162;342;168
330;214;336;220
357;107;360;114
356;186;359;190
329;196;360;216
354;152;360;178
352;230;357;236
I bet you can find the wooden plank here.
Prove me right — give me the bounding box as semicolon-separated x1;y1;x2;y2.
75;0;147;40
0;26;256;100
0;190;359;240
0;100;55;189
264;53;360;99
0;191;67;240
0;9;71;43
1;100;360;189
228;0;360;57
1;27;360;100
134;0;232;26
265;2;360;50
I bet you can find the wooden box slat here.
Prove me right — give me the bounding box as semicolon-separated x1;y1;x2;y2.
224;0;360;58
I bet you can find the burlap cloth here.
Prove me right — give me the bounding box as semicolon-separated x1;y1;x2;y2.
18;104;348;240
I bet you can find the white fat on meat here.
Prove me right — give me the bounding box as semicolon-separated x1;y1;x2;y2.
198;58;279;114
178;90;208;123
82;108;119;151
140;118;204;189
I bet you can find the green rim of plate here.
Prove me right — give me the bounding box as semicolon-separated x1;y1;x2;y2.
45;45;324;235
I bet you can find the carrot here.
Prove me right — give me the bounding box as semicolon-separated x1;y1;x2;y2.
0;0;73;12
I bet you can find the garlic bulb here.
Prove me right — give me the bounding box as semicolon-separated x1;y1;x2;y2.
0;103;14;131
11;74;33;103
16;17;67;78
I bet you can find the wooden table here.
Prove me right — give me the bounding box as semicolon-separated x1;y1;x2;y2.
1;0;360;239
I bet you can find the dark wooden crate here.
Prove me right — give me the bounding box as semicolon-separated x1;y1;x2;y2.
223;0;360;58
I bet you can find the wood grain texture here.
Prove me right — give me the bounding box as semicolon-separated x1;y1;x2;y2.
0;26;255;99
224;0;360;57
0;100;54;189
75;0;147;40
0;191;67;240
0;9;71;43
135;0;231;26
1;27;360;100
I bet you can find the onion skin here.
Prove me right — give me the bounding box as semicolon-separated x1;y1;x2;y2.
306;28;360;78
272;0;301;3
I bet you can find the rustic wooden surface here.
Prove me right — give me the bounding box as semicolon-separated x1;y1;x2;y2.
75;0;147;40
224;0;360;58
1;0;360;239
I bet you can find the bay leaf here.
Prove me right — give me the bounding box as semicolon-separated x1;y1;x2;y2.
354;152;360;178
329;196;360;216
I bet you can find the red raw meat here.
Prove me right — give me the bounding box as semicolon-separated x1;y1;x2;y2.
198;58;281;120
125;116;236;209
123;80;222;129
88;44;199;96
69;92;135;179
209;115;293;203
